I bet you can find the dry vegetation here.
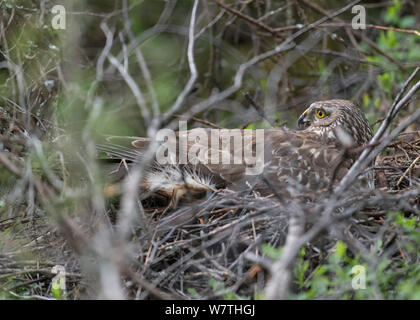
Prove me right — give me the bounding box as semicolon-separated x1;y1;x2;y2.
0;0;419;299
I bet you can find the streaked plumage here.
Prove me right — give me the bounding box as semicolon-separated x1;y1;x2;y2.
98;100;374;205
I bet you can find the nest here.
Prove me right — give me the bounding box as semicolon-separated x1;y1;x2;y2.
376;131;420;191
1;130;419;299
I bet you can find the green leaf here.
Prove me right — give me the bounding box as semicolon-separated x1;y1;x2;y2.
362;94;370;108
51;279;65;300
261;243;282;260
378;72;395;93
208;278;224;292
335;241;347;259
187;288;198;296
384;0;401;24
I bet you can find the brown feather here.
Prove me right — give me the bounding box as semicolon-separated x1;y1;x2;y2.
98;100;375;202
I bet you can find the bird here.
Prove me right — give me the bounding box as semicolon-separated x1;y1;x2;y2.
97;99;374;206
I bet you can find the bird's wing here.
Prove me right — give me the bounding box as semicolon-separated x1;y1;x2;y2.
96;129;353;192
96;135;147;162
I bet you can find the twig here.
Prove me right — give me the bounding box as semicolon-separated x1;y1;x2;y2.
274;22;420;37
0;152;22;177
244;92;276;127
194;9;226;40
212;0;279;36
320;22;420;37
122;0;160;116
264;203;305;299
396;155;420;188
162;0;200;122
100;22;151;123
174;114;222;129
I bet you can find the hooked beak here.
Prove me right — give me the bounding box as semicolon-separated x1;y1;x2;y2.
297;109;310;130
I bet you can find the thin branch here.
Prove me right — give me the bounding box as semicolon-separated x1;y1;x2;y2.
212;0;279;36
244;92;276;127
122;0;160;116
101;22;151;123
162;0;200;122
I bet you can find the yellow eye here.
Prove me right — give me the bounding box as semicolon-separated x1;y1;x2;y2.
316;110;325;119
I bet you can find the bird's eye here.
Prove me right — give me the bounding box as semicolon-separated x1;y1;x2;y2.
316;110;325;119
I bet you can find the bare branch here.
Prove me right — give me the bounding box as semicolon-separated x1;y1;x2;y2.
162;0;200;122
101;22;151;123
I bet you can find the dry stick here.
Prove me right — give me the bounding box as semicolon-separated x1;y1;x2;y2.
194;9;226;40
0;269;81;280
0;60;28;127
122;0;160;116
147;209;262;290
101;22;152;234
396;155;420;188
295;46;380;65
101;23;151;123
389;67;420;118
212;0;279;36
105;0;177;75
7;292;55;301
274;22;420;37
96;19;115;81
161;0;200;123
129;270;175;300
7;276;49;291
319;22;420;37
0;152;22;177
264;202;305;300
146;228;239;296
31;138;63;191
174;114;223;129
244;92;276;127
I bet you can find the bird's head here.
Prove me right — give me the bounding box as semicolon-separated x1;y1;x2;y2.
297;99;373;145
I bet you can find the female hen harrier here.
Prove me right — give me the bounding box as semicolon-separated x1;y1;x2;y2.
98;99;374;205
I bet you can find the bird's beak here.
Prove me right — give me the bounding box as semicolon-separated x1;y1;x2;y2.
297;109;310;130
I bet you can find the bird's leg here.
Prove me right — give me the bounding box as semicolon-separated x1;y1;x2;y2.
162;185;185;213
